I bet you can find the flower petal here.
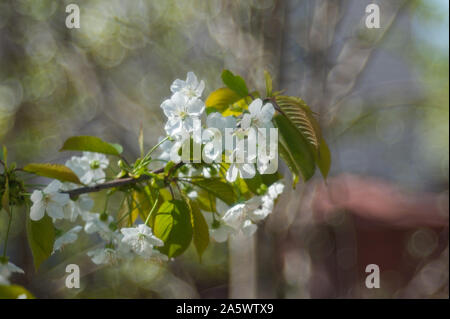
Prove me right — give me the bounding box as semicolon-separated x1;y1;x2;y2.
248;98;263;115
30;201;46;221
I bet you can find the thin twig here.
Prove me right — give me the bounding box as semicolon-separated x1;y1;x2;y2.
61;162;183;199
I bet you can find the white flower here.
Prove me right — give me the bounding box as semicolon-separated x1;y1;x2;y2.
53;226;83;253
30;180;70;221
248;182;284;221
226;162;256;182
66;152;109;186
0;261;24;285
83;213;117;242
221;196;271;237
161;92;205;137
87;247;119;265
209;217;235;242
225;148;256;182
63;194;94;222
221;203;258;237
267;181;284;199
61;183;94;222
203;113;237;162
257;141;278;174
170;72;205;99
121;224;164;259
241;98;274;129
221;203;256;236
202;201;235;243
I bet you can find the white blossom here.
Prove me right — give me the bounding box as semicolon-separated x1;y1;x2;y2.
30;180;70;221
61;183;94;222
161;92;204;137
221;195;272;237
170;72;205;100
203;113;236;162
87;247;119;265
83;213;117;242
65;152;109;186
53;226;83;253
205;217;234;242
121;224;164;259
63;194;94;222
241;98;275;129
202;201;235;243
226;162;256;182
248;182;284;221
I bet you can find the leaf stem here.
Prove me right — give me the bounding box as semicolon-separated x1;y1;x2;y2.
143;136;169;161
144;197;159;226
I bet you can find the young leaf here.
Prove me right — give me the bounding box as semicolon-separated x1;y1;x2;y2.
23;163;81;184
316;138;331;179
194;189;216;212
264;70;273;97
153;200;193;258
205;87;242;114
189;200;209;260
190;178;237;206
60;136;123;156
274;114;316;182
275;96;321;149
26;215;55;270
221;70;249;98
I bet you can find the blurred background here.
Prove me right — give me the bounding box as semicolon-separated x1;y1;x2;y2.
0;0;448;298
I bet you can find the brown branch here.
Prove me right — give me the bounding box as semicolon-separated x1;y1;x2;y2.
62;163;183;199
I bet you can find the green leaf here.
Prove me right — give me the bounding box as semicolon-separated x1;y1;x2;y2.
275;96;321;149
0;285;34;299
274;114;316;182
153;200;193;258
244;171;281;195
244;173;264;195
264;70;273;97
195;189;216;212
190;178;237;206
23;163;81;184
278;141;300;187
189;200;209;260
26;215;55;270
316;138;331;179
221;70;249;98
205;87;242;113
60;136;123;156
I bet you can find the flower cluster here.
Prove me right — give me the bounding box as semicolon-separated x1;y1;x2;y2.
201;181;284;242
4;72;284;285
158;72;277;182
158;72;283;241
27;152;165;266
